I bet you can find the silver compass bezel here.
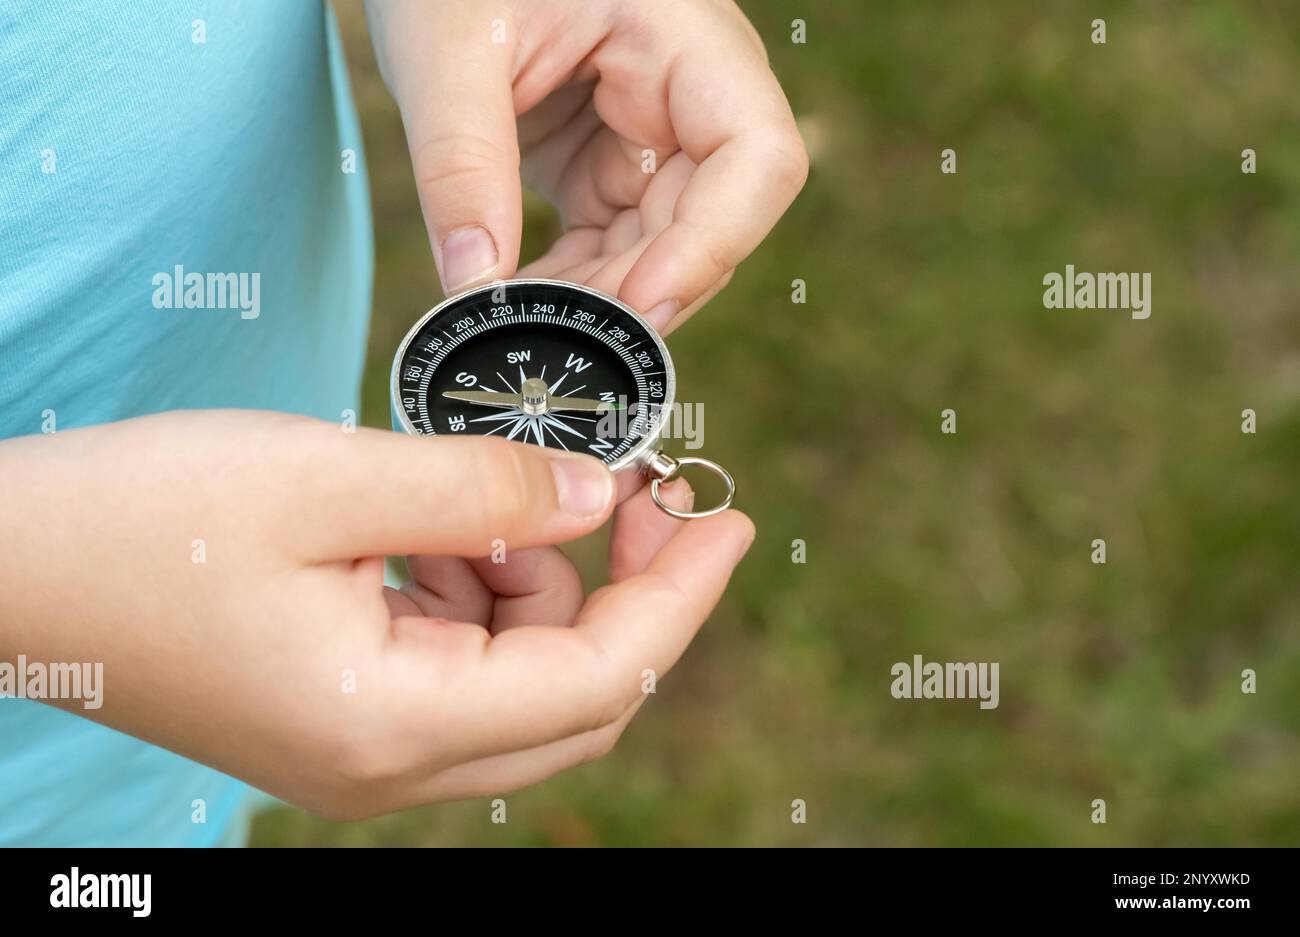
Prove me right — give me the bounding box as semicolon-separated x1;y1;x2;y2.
390;278;676;474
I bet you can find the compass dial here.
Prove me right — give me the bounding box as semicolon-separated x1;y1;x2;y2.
391;280;674;470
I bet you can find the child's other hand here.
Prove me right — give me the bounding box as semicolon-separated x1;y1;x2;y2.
366;0;808;333
0;412;752;818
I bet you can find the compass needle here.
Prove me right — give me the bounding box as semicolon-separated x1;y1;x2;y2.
440;389;522;409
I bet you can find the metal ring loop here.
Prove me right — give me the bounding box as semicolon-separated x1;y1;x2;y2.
650;456;736;519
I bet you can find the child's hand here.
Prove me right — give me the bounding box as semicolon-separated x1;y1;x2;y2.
366;0;808;332
0;412;753;818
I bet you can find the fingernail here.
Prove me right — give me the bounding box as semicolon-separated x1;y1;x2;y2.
644;300;680;331
437;225;499;293
549;454;614;519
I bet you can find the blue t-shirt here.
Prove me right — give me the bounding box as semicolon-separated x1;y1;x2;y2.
0;1;372;845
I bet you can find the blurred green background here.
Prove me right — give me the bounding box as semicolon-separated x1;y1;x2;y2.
253;1;1300;846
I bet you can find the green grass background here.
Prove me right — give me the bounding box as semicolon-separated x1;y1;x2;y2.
253;1;1300;846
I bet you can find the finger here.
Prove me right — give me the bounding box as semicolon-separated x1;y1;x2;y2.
609;478;691;582
372;3;523;293
651;269;733;334
543;204;653;289
563;253;734;337
516;227;604;279
402;555;495;625
518;80;596;152
548;122;666;229
615;43;808;327
597;207;645;258
559;154;694;282
468;546;585;633
383;586;421;619
614;465;647;504
550;154;693;305
442;509;754;760
279;424;615;562
559;239;733;335
415;695;645;802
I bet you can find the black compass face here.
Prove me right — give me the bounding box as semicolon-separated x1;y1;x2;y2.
392;281;673;467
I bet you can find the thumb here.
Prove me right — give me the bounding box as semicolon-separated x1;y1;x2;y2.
285;428;615;562
388;14;523;294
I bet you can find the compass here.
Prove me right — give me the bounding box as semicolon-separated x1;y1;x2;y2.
390;279;735;519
